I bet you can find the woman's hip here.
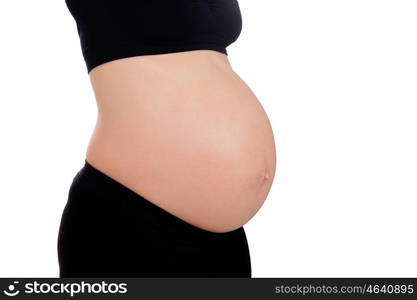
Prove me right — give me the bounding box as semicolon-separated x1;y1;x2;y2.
57;159;251;277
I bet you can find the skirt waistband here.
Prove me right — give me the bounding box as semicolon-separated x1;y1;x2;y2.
73;159;244;239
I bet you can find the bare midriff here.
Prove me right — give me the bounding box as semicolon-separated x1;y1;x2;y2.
86;50;276;233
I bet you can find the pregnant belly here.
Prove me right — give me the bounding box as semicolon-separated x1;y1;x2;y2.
86;50;276;233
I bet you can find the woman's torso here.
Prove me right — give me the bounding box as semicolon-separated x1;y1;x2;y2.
85;50;276;233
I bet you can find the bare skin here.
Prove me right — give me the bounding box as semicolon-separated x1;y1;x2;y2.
86;50;276;233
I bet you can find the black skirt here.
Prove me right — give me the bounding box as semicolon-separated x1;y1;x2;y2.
57;159;251;278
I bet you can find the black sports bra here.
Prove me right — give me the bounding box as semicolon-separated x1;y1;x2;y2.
65;0;243;73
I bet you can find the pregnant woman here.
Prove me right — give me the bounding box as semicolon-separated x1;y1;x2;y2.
58;0;276;278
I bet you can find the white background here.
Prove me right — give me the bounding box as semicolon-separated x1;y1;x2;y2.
0;0;416;277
